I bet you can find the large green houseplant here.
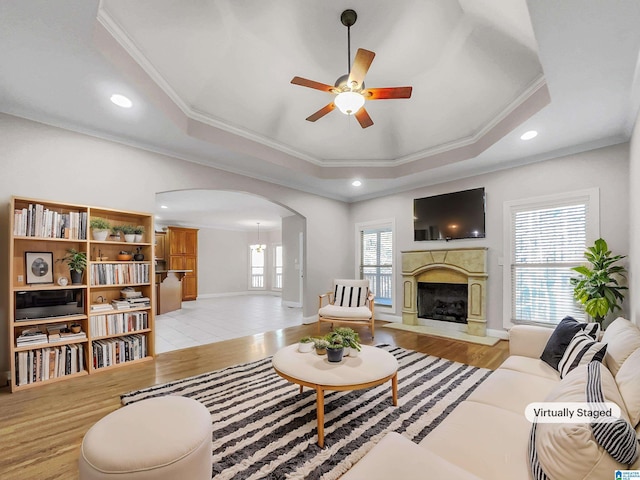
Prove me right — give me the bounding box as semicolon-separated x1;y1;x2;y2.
570;238;627;327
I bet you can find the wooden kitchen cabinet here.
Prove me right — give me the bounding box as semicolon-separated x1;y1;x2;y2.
167;227;198;301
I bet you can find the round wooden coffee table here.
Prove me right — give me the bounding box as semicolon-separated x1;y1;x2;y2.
272;344;399;447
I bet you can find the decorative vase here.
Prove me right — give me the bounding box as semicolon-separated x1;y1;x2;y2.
315;348;327;356
298;342;314;353
133;253;144;261
70;270;83;285
92;229;109;241
124;234;136;243
327;347;344;363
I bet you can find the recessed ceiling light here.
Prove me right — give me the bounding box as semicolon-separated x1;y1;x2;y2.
110;94;132;108
160;205;168;209
520;130;538;140
352;180;362;187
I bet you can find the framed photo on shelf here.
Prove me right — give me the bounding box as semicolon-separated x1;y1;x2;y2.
25;251;54;284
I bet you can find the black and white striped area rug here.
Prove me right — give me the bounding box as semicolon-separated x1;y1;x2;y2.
121;345;491;480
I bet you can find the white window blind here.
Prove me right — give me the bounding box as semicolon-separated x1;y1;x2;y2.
360;227;393;306
511;203;587;324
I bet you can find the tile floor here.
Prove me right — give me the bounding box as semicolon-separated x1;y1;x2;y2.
154;295;303;353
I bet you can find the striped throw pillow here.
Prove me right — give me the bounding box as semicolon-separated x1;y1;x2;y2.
334;285;368;307
558;331;607;379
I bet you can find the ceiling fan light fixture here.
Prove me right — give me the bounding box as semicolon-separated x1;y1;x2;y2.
334;91;365;115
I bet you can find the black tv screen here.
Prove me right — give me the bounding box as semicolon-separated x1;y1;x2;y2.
414;188;486;241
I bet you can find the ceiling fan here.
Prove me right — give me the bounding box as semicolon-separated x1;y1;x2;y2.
291;9;413;129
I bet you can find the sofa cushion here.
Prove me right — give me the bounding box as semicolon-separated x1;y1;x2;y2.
557;330;607;378
466;369;558;415
540;316;595;370
601;317;640;376
533;363;632;479
340;432;481;480
420;401;533;480
615;347;640;426
498;356;560;381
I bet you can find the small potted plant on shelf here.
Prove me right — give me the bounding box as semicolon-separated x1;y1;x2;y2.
298;336;315;353
121;225;137;243
89;217;111;241
335;327;361;357
325;331;345;363
110;225;122;241
117;250;133;261
57;248;87;284
313;338;330;356
133;225;145;243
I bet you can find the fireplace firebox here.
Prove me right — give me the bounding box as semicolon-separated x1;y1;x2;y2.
417;282;468;323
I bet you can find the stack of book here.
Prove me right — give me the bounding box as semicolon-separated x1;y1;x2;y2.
16;329;48;347
126;296;151;308
90;303;112;313
46;323;87;342
111;299;132;310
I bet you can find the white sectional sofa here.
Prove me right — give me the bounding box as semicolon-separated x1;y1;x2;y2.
341;317;640;480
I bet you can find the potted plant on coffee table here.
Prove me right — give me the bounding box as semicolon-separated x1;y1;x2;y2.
89;217;111;241
313;338;330;356
335;327;361;357
57;248;87;284
298;336;315;353
570;237;627;329
325;331;345;363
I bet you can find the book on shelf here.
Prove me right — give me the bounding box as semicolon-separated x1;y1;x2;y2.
16;327;48;346
48;331;87;342
120;288;142;299
12;203;87;239
111;299;132;310
91;303;113;312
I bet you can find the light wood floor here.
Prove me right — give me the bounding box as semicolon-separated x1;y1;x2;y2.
0;321;509;480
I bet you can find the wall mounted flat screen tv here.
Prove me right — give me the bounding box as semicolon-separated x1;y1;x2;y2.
414;187;486;241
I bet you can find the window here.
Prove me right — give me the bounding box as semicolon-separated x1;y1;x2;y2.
273;245;283;290
358;222;394;307
503;189;599;327
249;244;266;289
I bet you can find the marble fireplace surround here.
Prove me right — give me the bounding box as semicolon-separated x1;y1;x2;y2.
402;248;488;337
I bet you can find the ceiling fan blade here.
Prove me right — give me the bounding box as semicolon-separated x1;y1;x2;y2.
354;107;373;129
347;49;375;89
291;76;336;93
306;103;336;122
363;86;413;100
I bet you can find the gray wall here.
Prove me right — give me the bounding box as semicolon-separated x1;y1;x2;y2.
282;215;305;305
629;109;640;326
0;113;352;372
349;143;630;334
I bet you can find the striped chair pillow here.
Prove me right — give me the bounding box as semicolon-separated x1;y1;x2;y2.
334;284;368;307
558;331;607;378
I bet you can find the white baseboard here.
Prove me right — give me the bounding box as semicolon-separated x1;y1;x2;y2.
302;315;317;325
282;300;302;308
197;291;281;299
376;313;402;323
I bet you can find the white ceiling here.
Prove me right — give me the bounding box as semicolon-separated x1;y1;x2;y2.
1;0;640;224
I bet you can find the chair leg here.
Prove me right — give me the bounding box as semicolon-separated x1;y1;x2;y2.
371;320;375;338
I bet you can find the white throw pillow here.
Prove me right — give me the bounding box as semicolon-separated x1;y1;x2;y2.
615;348;640;426
601;317;640;376
534;364;633;479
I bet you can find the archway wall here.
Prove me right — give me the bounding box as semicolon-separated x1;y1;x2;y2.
0;114;353;373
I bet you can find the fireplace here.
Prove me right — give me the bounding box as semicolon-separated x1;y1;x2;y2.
401;248;488;336
418;282;468;323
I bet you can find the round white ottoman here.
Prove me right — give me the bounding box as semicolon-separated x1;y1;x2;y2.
79;396;212;480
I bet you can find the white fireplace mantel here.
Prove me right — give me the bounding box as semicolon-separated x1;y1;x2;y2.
401;248;488;336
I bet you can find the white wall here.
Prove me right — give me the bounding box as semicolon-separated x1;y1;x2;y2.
349;143;630;333
198;228;249;295
0;113;352;372
629;109;640;326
